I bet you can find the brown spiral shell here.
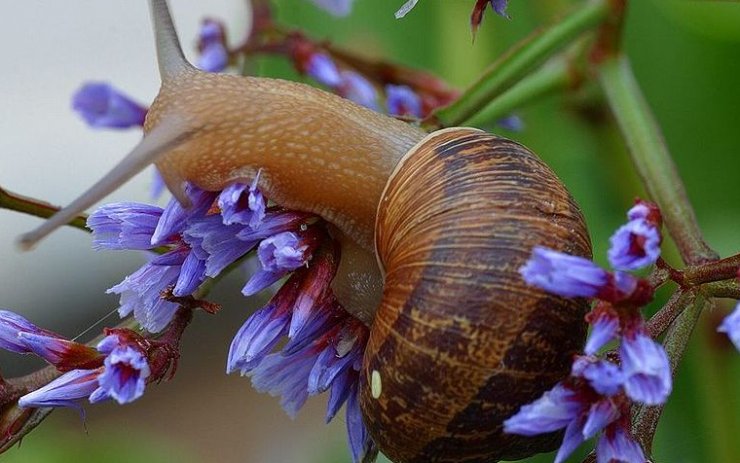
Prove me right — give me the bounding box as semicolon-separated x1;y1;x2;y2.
359;128;592;463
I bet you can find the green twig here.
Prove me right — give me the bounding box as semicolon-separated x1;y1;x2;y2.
428;0;609;129
0;187;88;233
597;55;718;266
464;55;581;127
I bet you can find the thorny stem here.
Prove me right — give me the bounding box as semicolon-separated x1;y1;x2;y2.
428;0;610;128
0;187;88;234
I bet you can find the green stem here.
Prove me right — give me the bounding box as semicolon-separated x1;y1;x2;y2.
464;55;579;127
597;55;717;266
0;187;88;233
428;0;609;129
633;295;707;455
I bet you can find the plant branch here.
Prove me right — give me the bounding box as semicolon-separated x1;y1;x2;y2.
680;253;740;285
646;289;696;339
597;55;717;266
633;295;708;455
0;186;88;233
464;54;582;127
428;0;610;129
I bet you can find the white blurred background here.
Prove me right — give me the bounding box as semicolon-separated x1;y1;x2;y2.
0;2;353;462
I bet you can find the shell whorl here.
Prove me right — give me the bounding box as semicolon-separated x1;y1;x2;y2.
360;128;592;463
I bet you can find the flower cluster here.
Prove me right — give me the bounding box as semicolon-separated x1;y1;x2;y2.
0;311;152;408
86;178;375;462
509;200;669;463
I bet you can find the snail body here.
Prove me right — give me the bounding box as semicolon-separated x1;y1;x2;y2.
20;1;592;462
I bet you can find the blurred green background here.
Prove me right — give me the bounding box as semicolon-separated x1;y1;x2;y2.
2;0;739;462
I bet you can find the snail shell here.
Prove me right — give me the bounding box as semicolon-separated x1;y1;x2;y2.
361;128;592;462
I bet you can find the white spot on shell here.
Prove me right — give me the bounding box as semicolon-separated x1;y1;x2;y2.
371;370;382;399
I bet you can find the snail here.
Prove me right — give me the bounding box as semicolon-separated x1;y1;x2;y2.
19;1;592;462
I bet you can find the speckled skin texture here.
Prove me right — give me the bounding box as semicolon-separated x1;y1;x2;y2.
145;68;425;251
361;129;592;463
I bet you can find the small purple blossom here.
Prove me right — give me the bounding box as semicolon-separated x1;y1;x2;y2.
718;302;740;351
620;332;671;405
496;114;524;132
90;346;150;404
87;203;163;250
18;368;102;410
242;231;312;295
596;425;646;463
107;260;181;333
17;332;98;369
197;20;229;72
308;0;355;17
503;383;584;435
338;71;379;111
386;84;422;117
490;0;510;19
218;176;265;228
346;384;377;463
582;399;620;440
0;310;62;354
306;53;342;87
585;310;620;355
150;185;218;246
608;219;661;271
519;246;608;298
572;356;624;397
72;83;147;129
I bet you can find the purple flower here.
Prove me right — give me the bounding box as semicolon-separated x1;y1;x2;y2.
519;246;608;298
718;302;740;351
72;83;147;129
386;85;422;117
248;349;317;418
150;168;166;199
503;383;584;435
490;0;510;19
338;71;379;111
197;20;229;72
582;399;620;440
395;0;419;19
585;310;620;355
17;332;99;370
497;114;524;132
218;176;265;228
571;356;624;397
18;368;102;410
307;323;365;395
243;231;313;295
620;332;671;405
306;53;342;87
596;425;646;463
308;0;355;17
608;219;661;271
227;280;301;375
198;43;229;73
107;260;181;333
90;346;150;404
627;203;651;221
150;185;218;246
0;310;62;354
87;203;163;250
346;384;377;463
